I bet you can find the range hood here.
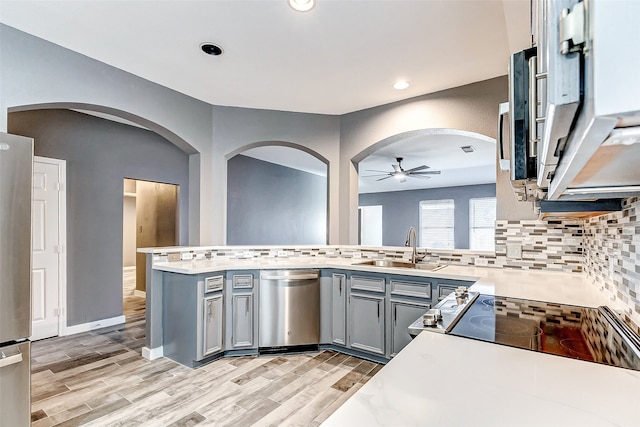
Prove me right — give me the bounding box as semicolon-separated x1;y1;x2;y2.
536;0;640;201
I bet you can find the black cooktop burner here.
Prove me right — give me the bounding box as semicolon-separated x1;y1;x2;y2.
449;294;640;371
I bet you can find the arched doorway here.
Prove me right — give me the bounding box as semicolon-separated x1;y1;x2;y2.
226;143;329;245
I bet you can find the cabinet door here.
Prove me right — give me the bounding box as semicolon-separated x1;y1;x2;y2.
331;273;347;346
203;294;223;357
390;300;430;357
349;293;385;355
232;293;254;348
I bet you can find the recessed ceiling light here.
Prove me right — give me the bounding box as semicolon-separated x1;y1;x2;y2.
200;43;223;56
393;81;410;90
289;0;315;12
460;145;475;153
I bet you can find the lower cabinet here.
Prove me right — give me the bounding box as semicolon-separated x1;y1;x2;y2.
202;293;224;357
348;292;386;356
162;272;225;368
389;299;430;357
231;293;254;348
331;273;347;346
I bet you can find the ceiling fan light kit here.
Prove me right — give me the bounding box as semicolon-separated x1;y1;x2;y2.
364;157;441;183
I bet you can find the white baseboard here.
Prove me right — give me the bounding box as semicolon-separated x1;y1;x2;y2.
142;346;164;360
134;290;146;298
62;315;126;336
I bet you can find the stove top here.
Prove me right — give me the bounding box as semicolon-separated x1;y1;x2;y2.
449;295;640;371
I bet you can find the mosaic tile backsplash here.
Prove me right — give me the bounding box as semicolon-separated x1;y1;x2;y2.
584;197;640;333
150;204;640;332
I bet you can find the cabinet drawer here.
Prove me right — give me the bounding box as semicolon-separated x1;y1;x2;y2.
232;274;253;289
350;275;385;293
205;275;224;293
390;280;431;299
437;284;458;301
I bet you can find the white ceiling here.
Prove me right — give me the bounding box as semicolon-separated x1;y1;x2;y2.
358;130;496;193
0;0;530;115
0;0;528;192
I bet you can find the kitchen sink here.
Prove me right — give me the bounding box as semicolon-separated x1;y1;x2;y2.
354;259;446;271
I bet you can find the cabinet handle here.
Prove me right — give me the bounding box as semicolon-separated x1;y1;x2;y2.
246;298;249;315
394;306;397;324
377;301;380;319
339;277;342;294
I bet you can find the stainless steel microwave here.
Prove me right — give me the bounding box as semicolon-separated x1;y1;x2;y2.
502;0;640;203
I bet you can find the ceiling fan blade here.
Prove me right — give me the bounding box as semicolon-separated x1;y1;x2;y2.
408;175;431;179
404;165;429;173
392;164;401;173
411;171;441;175
362;174;390;178
366;169;394;173
376;175;393;181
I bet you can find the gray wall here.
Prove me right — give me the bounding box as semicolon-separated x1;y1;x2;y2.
0;24;213;244
227;155;327;245
339;76;535;243
8;109;189;326
359;184;496;248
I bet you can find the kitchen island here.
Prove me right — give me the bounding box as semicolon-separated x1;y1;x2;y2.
322;269;640;427
142;248;639;426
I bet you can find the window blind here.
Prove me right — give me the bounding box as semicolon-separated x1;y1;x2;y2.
469;197;496;251
419;199;454;249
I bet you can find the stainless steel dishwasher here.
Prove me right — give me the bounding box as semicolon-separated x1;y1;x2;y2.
259;270;320;350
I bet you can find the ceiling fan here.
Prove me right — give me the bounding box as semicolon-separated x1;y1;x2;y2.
364;157;441;183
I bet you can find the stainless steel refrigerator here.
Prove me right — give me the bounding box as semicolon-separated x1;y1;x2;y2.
0;132;33;426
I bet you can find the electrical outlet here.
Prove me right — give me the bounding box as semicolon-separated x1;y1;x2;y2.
180;252;194;261
352;252;362;259
242;251;253;258
506;244;522;259
195;253;205;260
277;250;288;257
474;258;489;266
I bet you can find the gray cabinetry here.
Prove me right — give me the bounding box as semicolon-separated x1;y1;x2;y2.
231;293;254;348
162;272;225;368
387;276;432;358
319;272;333;344
389;299;430;357
202;293;223;356
225;271;258;352
347;272;386;356
348;291;386;355
331;272;347;346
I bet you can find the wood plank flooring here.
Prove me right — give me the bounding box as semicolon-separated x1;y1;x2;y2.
31;295;383;426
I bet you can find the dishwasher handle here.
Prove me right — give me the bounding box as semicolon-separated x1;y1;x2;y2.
260;272;319;281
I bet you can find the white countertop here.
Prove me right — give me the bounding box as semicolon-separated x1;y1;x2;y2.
322;331;640;427
153;257;608;307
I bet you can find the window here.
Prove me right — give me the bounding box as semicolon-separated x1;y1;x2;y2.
419;199;454;249
469;197;496;251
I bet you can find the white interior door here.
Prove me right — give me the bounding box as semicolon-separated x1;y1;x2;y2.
31;157;65;341
359;205;383;246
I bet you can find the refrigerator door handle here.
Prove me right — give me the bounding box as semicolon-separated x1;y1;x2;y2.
0;351;23;368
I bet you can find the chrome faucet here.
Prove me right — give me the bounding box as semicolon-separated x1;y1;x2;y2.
405;226;418;264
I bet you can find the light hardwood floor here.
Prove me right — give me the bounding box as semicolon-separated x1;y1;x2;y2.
31;295;383;426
